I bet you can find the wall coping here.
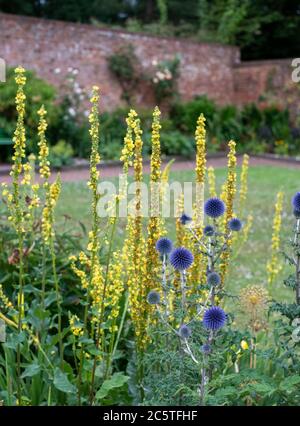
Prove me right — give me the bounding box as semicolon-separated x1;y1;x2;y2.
234;58;293;68
0;12;240;52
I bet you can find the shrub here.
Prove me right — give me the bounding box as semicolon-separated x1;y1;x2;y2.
150;55;181;104
49;140;74;168
107;44;142;104
0;68;60;154
170;95;217;133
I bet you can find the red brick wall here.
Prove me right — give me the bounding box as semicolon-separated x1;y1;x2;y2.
233;60;293;104
0;13;240;109
0;13;294;112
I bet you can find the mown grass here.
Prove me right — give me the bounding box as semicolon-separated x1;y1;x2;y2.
57;164;298;308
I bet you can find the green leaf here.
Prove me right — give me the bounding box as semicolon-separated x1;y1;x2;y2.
44;292;57;308
21;363;41;378
279;375;300;391
95;373;129;400
53;368;76;394
249;383;274;394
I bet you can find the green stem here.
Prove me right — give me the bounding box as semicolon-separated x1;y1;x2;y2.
89;217;118;404
105;293;129;378
41;244;47;310
50;238;63;367
17;233;24;405
4;346;12;406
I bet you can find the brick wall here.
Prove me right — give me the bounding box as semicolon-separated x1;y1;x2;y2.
0;13;295;112
234;59;293;104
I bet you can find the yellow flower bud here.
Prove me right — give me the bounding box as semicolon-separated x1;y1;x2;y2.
241;340;249;350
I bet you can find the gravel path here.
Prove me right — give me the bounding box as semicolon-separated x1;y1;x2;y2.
1;156;300;184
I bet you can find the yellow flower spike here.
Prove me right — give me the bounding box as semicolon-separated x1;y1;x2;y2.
121;109;137;174
267;191;284;284
88;86;101;195
69;314;84;337
239;154;249;216
37;105;51;181
106;251;124;329
122;111;149;348
0;284;13;310
220;140;237;284
191;113;207;288
9;66;27;234
144;107;164;301
21;162;32;186
41;174;61;244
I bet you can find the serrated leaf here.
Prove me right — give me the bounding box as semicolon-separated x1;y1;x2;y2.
95;373;129;400
53;368;76;394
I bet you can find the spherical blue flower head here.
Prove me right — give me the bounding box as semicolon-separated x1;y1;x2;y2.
147;291;160;305
203;306;227;331
204;197;225;218
179;324;192;339
207;272;221;287
180;213;192;225
292;192;300;211
203;225;214;236
201;343;212;355
155;237;173;255
170;247;194;270
293;209;300;219
228;217;242;232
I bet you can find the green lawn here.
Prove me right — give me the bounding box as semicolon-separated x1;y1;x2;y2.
56;164;298;307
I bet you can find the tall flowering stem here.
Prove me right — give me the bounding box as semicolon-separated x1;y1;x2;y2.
267;191;283;284
144;107;163;311
191;114;207;288
85;86;105;403
220;140;237;284
39;132;63;368
121;110;147;350
11;66;27;404
43;175;62;352
37;105;50;311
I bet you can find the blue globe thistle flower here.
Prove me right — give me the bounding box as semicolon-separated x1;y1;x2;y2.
201;343;212;355
170;247;194;270
207;272;221;287
147;291;160;305
292;192;300;211
155;237;173;255
180;213;192;225
293;209;300;219
203;225;214;236
204;197;225;218
203;306;227;331
228;217;242;232
179;324;192;339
